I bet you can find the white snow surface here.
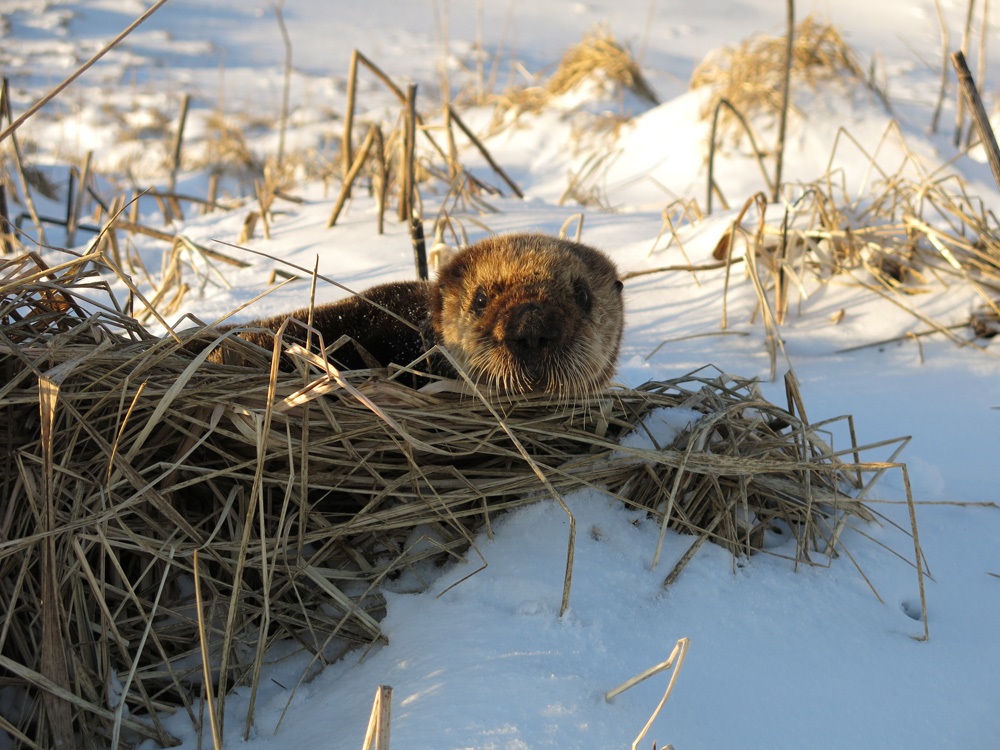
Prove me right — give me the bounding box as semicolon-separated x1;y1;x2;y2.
4;1;1000;748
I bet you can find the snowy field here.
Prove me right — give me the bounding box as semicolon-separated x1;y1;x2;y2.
3;0;1000;748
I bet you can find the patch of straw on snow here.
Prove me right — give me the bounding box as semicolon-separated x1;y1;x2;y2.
489;26;657;131
0;248;922;748
691;15;873;140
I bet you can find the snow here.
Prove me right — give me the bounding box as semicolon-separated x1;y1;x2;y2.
3;1;1000;748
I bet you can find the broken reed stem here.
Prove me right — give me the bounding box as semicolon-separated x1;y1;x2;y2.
193;550;224;750
343;49;456;171
901;467;930;641
66;151;92;247
951;50;1000;193
606;637;691;702
361;686;393;750
343;50;360;190
168;93;191;194
0;183;13;254
931;0;950;134
773;0;795;203
706;98;773;213
2;78;45;246
38;372;74;748
628;638;691;750
255;181;272;240
955;0;977;146
399;83;418;222
206;173;220;214
0;0;171;143
447;106;524;198
327;124;377;228
274;0;292;168
373;126;388;234
978;0;990;120
411;213;428;280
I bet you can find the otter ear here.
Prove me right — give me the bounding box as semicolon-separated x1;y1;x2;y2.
437;252;467;286
614;279;624;293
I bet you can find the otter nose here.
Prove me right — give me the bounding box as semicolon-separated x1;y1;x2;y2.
507;304;560;352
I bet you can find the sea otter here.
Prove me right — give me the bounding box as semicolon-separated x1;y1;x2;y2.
210;233;624;395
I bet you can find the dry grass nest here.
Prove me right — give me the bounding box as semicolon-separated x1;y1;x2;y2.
1;249;920;748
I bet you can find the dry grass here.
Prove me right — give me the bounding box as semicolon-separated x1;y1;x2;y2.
1;246;923;748
193;111;265;181
690;120;1000;377
488;26;657;132
691;16;872;142
546;26;658;106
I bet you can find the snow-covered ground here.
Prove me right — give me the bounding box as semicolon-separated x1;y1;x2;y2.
3;1;1000;748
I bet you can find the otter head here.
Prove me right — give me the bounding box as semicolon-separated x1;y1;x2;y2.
431;233;624;395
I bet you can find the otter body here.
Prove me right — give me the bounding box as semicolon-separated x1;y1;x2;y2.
218;280;434;374
214;233;624;395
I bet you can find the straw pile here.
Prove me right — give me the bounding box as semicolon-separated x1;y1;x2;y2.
691;16;870;138
490;26;658;128
1;249;917;748
546;26;659;106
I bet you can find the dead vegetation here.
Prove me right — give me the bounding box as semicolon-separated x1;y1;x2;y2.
488;26;657;131
667;118;1000;378
691;15;876;141
0;247;923;748
546;26;658;106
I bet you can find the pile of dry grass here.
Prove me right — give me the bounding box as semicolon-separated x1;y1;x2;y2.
489;26;657;130
0;248;921;748
546;26;659;106
691;16;870;140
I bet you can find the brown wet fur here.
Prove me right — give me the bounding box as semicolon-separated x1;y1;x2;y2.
432;233;624;395
210;281;433;374
211;233;624;394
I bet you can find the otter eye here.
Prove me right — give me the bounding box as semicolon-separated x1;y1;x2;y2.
573;280;592;313
471;286;489;315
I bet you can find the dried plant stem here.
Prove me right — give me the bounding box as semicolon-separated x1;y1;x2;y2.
621;258;745;282
399;83;418;222
951;51;1000;192
448;106;524;198
606;637;690;701
65;151;92;247
274;0;292;167
193;550;224;750
901;467;930;641
411;214;428;280
1;78;45;245
343;49;360;187
361;686;393;750
706;98;773;213
327;125;377;228
930;0;950;133
0;183;13;254
373;126;388;234
168;93;191;193
773;0;795;203
955;0;977;147
627;638;690;750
